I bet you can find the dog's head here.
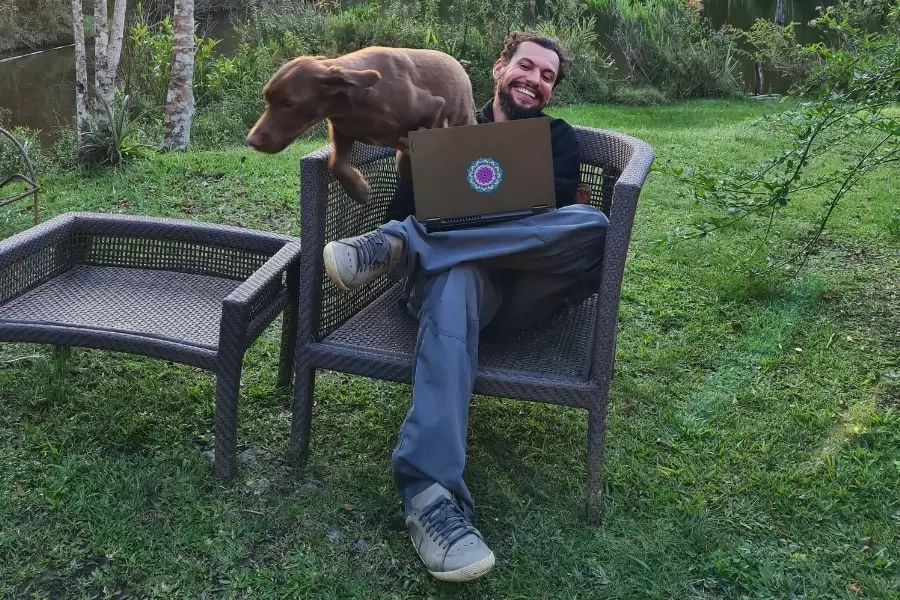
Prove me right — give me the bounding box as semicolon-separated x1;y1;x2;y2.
246;55;381;153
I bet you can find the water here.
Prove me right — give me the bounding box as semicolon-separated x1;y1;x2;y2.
0;1;821;143
0;10;240;142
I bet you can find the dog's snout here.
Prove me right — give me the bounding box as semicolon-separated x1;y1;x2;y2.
245;128;267;150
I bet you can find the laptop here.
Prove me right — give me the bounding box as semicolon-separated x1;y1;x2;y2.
407;117;556;232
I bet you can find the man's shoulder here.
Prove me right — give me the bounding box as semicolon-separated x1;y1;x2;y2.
545;113;578;143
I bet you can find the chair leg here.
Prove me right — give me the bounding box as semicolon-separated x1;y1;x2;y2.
277;265;300;389
586;403;609;523
277;311;298;389
214;360;244;479
288;364;316;469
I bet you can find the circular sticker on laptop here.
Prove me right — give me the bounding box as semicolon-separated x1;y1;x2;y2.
467;157;503;194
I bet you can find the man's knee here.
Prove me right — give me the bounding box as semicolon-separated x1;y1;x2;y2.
558;203;610;227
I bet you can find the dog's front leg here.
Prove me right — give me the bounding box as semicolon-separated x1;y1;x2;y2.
328;122;370;206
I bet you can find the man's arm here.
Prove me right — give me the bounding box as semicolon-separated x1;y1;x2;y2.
550;120;581;208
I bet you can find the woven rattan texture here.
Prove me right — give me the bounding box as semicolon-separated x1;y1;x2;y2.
325;283;597;380
0;212;304;480
0;238;73;305
73;233;270;280
317;149;399;340
0;265;240;348
292;126;655;521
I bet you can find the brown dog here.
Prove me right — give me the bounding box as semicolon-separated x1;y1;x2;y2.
246;46;477;205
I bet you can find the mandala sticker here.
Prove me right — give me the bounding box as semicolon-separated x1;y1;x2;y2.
467;157;503;193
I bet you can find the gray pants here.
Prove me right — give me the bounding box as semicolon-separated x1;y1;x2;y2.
379;204;609;517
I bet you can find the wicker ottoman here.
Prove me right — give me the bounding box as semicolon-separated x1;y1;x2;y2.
0;212;302;478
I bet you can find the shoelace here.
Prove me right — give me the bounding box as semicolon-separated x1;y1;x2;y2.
420;497;479;551
351;233;392;272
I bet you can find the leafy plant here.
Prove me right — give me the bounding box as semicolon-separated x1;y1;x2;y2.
659;2;900;275
728;19;821;89
79;88;155;168
589;0;743;99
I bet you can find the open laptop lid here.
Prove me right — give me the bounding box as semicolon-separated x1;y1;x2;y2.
408;117;556;223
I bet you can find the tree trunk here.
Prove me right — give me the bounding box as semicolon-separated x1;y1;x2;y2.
754;61;765;95
93;0;128;112
161;0;195;150
775;0;787;27
71;0;89;151
93;0;109;99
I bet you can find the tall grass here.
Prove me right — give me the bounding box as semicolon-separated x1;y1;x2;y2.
588;0;743;98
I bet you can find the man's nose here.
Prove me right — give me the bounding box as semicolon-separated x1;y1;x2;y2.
524;69;541;85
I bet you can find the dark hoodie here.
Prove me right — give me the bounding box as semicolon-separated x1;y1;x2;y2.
384;99;581;223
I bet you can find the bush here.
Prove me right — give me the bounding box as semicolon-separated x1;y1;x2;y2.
0;0;72;53
660;2;900;276
588;0;743;99
180;0;620;148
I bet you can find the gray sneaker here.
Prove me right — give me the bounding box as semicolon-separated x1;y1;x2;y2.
406;483;495;582
322;229;404;291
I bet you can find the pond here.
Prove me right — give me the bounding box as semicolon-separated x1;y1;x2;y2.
0;0;821;144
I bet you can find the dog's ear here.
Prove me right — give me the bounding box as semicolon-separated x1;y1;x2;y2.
322;65;381;88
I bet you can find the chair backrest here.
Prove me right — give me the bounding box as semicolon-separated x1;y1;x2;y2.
299;125;645;343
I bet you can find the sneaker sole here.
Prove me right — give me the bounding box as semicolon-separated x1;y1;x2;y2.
427;551;496;583
322;243;352;292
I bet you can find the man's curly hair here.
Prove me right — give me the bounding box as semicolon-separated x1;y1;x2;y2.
497;31;571;88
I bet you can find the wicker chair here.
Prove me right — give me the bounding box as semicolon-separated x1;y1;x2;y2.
0;212;302;478
289;126;654;522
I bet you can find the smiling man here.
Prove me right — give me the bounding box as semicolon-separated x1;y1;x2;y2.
322;32;610;582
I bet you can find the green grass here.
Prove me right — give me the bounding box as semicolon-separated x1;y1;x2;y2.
1;98;898;599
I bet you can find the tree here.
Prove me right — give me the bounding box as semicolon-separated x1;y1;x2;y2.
70;0;89;149
755;0;787;95
161;0;195;150
95;0;128;109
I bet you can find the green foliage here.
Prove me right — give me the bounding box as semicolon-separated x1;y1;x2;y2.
1;101;898;600
0;0;72;53
728;19;822;88
178;0;619;148
120;3;225;115
588;0;743;99
78;89;155;168
660;2;900;276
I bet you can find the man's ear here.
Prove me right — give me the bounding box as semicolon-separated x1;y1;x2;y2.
322;65;381;88
492;59;504;82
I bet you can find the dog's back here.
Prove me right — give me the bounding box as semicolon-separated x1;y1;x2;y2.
334;46;477;127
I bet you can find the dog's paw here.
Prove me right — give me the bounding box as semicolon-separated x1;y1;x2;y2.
345;177;370;206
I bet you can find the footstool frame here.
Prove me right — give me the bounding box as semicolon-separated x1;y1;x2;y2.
0;212;302;478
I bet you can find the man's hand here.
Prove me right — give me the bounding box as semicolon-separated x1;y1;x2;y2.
576;183;592;205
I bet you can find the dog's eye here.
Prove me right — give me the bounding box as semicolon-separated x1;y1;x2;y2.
279;99;295;110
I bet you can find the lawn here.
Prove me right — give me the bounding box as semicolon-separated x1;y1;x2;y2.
1;99;897;599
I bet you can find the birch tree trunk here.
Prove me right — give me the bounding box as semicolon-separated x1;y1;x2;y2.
93;0;128;111
161;0;195;150
93;0;108;97
71;0;89;152
774;0;787;27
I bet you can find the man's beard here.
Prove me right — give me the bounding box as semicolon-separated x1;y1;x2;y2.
497;86;544;120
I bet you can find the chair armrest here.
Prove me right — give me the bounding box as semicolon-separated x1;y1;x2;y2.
298;142;400;342
580;130;655;386
223;240;302;319
0;212;77;305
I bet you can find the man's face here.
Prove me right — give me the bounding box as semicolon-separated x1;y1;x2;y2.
492;41;560;119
